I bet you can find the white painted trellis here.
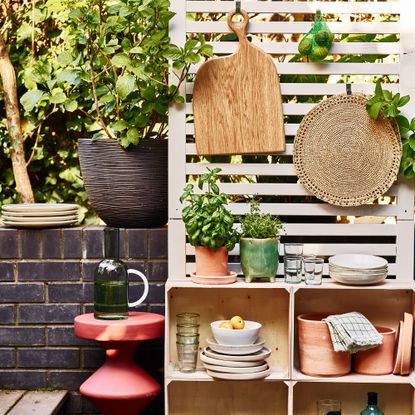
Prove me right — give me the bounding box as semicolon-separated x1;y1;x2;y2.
165;1;415;414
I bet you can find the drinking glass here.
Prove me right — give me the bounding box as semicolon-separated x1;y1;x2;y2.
284;255;302;283
176;333;200;344
177;342;199;373
177;324;200;334
176;312;200;325
317;399;341;415
304;257;324;285
284;243;304;256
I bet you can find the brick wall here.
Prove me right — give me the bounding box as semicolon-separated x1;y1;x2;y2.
0;226;167;414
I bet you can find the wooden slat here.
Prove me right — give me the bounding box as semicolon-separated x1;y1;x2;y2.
186;162;296;175
189;62;399;75
187;21;401;35
193;182;399;197
186;243;397;256
227;202;400;218
186;1;401;14
8;391;68;415
206;41;401;55
186;143;294;155
186;123;298;136
186;82;400;96
0;391;25;415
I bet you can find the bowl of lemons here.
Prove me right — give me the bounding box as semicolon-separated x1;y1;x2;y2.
210;316;261;346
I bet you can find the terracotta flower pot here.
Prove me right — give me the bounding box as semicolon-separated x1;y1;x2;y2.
195;246;228;276
298;313;351;377
354;326;396;375
240;237;279;283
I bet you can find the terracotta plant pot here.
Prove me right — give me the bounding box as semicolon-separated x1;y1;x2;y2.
195;246;228;276
240;237;279;283
298;313;351;377
354;326;396;375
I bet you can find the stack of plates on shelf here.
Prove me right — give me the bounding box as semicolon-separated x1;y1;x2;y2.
328;254;388;285
1;203;79;228
201;338;272;380
393;312;413;376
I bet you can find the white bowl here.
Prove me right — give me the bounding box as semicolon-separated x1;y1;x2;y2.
329;254;387;270
210;320;261;345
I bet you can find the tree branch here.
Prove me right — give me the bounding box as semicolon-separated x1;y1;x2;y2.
0;33;34;202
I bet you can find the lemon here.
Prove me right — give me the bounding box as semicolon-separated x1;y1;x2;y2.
311;45;329;61
315;30;332;46
219;321;233;329
230;315;245;330
298;37;313;56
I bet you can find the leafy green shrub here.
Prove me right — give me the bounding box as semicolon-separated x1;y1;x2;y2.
240;199;283;239
54;0;212;148
180;168;239;250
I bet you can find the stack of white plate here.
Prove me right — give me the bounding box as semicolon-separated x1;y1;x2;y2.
329;254;388;285
1;203;79;228
200;338;272;380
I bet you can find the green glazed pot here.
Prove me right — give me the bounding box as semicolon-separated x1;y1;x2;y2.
240;237;279;283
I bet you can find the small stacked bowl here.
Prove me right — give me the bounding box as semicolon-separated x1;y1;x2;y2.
176;313;200;373
329;254;388;285
201;320;272;380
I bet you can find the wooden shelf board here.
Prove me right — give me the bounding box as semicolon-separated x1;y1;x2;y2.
292;367;415;384
166;278;414;291
166;364;289;382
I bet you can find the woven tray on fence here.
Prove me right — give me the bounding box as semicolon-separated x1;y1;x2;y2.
293;94;402;206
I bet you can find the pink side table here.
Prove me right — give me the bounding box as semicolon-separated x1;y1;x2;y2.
74;312;165;415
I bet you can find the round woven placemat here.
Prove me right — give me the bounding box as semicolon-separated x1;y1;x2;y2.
293;94;402;206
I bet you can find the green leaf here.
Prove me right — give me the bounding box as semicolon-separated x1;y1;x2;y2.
126;128;140;146
50;92;66;104
20;90;44;112
64;99;78;112
57;69;80;85
382;89;393;101
396;115;410;136
112;120;128;132
366;102;384;119
410;118;415;131
163;45;182;60
116;74;137;100
174;95;185;104
111;53;131;67
398;95;410;107
57;51;74;65
374;80;383;97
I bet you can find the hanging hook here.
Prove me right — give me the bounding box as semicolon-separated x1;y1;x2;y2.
236;1;241;14
346;83;352;96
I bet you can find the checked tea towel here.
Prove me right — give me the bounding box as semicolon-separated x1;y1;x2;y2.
324;312;383;353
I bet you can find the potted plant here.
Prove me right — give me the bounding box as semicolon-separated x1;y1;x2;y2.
180;168;239;281
239;199;283;283
58;0;212;227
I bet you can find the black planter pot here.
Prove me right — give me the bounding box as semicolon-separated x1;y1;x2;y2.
78;138;167;228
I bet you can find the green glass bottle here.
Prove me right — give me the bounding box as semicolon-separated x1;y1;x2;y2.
360;392;384;415
94;227;129;320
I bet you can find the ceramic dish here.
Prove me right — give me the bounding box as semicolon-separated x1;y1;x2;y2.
2;215;78;222
2;203;78;212
206;337;265;355
191;271;237;285
329;272;387;286
202;362;268;374
2;219;78;228
329;254;388;270
206;367;271;380
329;265;387;274
401;312;413;375
1;209;78;217
200;351;265;368
393;321;404;375
203;346;271;362
211;320;261;345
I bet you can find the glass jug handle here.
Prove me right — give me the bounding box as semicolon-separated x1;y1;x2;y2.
127;269;149;307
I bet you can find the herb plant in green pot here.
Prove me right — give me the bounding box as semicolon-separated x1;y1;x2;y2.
57;0;211;227
239;200;283;283
180;168;239;281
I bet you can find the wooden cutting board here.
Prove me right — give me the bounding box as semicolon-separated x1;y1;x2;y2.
193;9;285;156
